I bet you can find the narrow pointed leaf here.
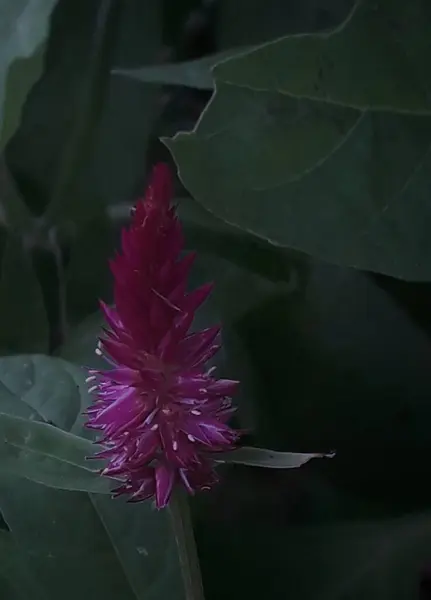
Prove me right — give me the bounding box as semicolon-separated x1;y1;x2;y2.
114;49;250;90
167;0;431;281
218;446;334;468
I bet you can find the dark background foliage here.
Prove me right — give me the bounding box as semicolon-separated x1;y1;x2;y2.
0;1;431;599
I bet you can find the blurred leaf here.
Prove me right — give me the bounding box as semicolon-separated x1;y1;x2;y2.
85;0;163;212
0;156;33;231
197;509;431;600
231;261;431;512
0;235;49;354
65;212;114;324
167;0;431;280
0;475;185;600
0;0;58;149
0;412;111;493
58;311;104;366
115;49;248;90
219;446;333;468
0;354;88;430
7;0;162;226
161;0;201;48
45;0;123;226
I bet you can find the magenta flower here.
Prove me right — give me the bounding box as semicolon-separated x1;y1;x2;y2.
85;163;239;508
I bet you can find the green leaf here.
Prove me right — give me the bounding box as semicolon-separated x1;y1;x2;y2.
0;354;89;430
45;0;123;226
0;411;111;493
0;236;49;354
216;0;431;114
114;49;249;90
0;354;108;493
179;196;306;285
0;349;188;599
86;0;163;212
0;353;187;599
0;476;185;600
0;529;46;600
8;1;163;226
218;446;334;468
166;0;431;280
0;0;58;149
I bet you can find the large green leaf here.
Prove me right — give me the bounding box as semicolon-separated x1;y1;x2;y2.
0;0;58;149
216;0;431;113
0;355;113;492
0;412;111;493
0;351;188;600
0;475;185;600
0;528;46;600
166;0;431;280
0;354;88;430
0;236;49;354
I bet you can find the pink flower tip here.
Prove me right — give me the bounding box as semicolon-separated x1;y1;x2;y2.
85;163;240;508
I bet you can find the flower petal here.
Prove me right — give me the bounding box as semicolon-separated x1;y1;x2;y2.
155;462;176;508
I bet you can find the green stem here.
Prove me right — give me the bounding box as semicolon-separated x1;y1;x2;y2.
168;488;205;600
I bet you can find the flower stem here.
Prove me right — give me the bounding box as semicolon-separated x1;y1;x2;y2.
168;488;205;600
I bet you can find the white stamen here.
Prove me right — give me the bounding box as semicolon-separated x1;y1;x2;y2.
191;409;201;415
151;424;159;431
88;385;98;394
207;366;216;375
172;441;178;451
95;348;102;356
85;375;96;383
187;434;195;442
